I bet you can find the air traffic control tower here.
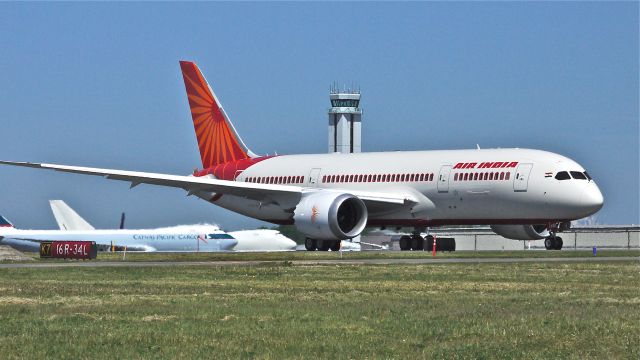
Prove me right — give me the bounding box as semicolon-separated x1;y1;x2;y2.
328;85;361;153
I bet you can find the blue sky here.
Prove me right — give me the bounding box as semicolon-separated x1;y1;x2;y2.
0;2;637;230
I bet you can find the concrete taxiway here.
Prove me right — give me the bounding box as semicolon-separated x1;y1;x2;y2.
0;256;636;269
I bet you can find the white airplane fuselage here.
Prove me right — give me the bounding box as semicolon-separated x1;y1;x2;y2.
0;226;236;252
204;148;603;226
228;229;298;251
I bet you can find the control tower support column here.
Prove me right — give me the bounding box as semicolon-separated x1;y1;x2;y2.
328;86;362;154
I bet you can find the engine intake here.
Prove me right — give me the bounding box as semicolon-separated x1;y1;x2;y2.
490;224;550;240
293;192;368;241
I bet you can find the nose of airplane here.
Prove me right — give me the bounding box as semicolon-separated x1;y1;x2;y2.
220;238;238;250
279;236;297;250
583;184;604;215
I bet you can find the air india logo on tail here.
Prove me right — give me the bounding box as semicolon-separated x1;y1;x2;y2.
179;61;250;168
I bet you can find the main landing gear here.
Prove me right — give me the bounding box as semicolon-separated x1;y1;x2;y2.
399;229;426;251
305;238;340;251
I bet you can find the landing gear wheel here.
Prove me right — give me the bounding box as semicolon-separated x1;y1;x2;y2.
305;238;317;251
317;239;331;251
544;237;555;250
399;236;411;251
330;241;341;252
411;236;424;251
425;235;434;252
554;236;563;250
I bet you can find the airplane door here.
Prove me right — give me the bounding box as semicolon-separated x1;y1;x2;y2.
308;168;321;185
513;163;533;192
437;165;452;193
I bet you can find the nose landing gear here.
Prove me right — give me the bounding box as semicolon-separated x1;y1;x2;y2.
544;222;565;250
544;236;563;250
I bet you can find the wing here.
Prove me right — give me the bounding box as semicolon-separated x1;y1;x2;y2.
0;161;416;207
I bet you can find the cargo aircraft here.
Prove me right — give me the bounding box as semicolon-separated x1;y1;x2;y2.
0;200;296;252
0;61;603;251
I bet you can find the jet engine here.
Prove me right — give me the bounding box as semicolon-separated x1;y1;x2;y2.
293;192;368;241
490;224;550;240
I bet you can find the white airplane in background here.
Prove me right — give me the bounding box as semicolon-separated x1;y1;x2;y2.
0;61;603;252
0;200;296;252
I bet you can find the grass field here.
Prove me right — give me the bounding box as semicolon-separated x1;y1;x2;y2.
0;259;637;359
10;249;640;263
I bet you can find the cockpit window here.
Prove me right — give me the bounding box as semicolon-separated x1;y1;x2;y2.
570;171;587;180
555;171;570;180
584;171;592;180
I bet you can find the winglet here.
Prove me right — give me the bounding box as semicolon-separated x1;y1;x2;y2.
179;61;256;169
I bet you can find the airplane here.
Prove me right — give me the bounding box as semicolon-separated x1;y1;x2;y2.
0;61;604;252
0;200;296;252
49;200;296;252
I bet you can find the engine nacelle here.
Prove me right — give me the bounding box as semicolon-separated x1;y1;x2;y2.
293;192;368;241
490;224;550;240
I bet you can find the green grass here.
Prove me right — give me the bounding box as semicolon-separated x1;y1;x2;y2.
0;261;637;359
9;249;639;263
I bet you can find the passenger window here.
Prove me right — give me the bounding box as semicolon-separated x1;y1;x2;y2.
505;172;510;180
499;172;504;180
555;171;571;180
571;171;587;180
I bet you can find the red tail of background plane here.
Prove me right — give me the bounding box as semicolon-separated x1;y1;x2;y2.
179;61;255;169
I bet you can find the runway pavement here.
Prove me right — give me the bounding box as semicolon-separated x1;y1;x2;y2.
0;256;636;269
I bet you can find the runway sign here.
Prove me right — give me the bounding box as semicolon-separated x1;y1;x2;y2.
40;241;97;260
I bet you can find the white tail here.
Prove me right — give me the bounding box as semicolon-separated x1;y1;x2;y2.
49;200;95;231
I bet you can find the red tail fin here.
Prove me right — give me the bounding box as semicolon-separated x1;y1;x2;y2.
179;61;254;168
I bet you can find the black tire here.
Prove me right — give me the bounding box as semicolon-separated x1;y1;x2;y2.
425;235;434;252
411;236;424;251
317;239;331;251
399;236;411;251
304;238;317;251
330;241;341;252
544;237;555;250
554;236;563;250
